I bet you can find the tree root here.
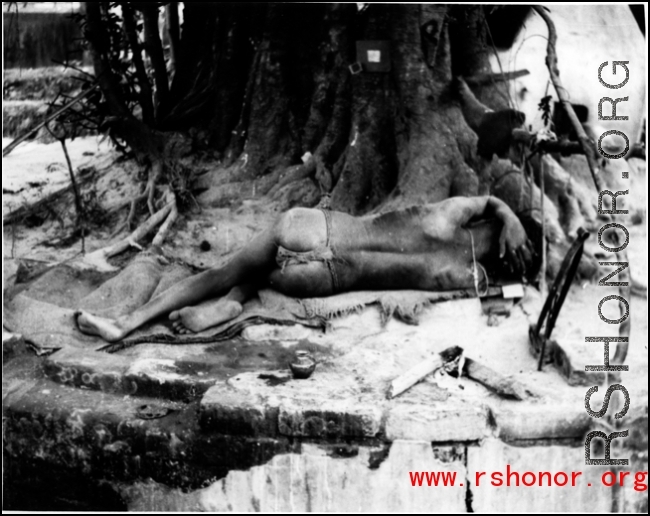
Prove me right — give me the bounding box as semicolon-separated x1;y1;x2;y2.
152;190;178;248
266;157;316;198
108;192;148;238
127;193;144;230
82;195;175;271
107;201;173;257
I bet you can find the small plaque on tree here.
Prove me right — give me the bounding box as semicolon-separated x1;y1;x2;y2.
356;41;391;72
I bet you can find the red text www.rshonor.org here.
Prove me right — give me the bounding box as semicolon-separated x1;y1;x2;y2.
409;468;648;491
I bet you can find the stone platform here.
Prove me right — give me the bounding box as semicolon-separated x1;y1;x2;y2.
3;287;648;512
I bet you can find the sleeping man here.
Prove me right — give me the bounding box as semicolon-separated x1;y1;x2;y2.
76;195;536;342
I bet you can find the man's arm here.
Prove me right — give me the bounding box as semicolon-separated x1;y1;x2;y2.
447;196;533;274
483;196;534;274
446;195;514;226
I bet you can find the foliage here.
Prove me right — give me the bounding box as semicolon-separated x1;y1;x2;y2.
48;4;147;152
537;94;553;128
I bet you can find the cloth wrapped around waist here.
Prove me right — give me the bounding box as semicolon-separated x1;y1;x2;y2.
276;246;339;268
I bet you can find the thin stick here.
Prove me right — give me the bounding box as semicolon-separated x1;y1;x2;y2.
59;136;86;254
539;156;546;296
537;156;548;373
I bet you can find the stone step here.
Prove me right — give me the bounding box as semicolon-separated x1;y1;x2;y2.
38;341;603;443
3;368;294;491
42;347;220;402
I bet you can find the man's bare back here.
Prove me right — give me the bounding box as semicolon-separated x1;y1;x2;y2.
76;196;533;342
268;203;497;296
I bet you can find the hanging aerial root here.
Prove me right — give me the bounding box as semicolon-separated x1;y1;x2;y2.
144;160;163;215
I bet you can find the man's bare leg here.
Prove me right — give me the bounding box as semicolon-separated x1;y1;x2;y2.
75;207;329;342
75;221;282;342
169;284;255;334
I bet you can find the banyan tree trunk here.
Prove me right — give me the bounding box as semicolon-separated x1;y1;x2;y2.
157;3;483;214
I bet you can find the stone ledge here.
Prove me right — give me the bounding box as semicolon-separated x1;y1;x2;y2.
278;399;383;438
2;373;294;491
489;400;592;441
43;349;217;402
200;371;384;439
38;345;649;445
385;400;491;442
42;348;131;395
125;358;217;401
200;385;278;437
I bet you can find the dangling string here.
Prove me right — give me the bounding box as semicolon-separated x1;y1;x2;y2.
466;228;489;297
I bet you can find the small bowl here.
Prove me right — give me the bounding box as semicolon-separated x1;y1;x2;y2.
289;350;316;379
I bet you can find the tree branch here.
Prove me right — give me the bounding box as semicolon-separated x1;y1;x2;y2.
511;128;583;154
533;6;601;191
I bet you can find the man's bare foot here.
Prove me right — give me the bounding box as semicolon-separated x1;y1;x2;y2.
75;311;129;342
169;299;243;334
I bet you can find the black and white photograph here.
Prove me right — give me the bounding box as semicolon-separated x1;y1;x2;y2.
2;2;648;512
